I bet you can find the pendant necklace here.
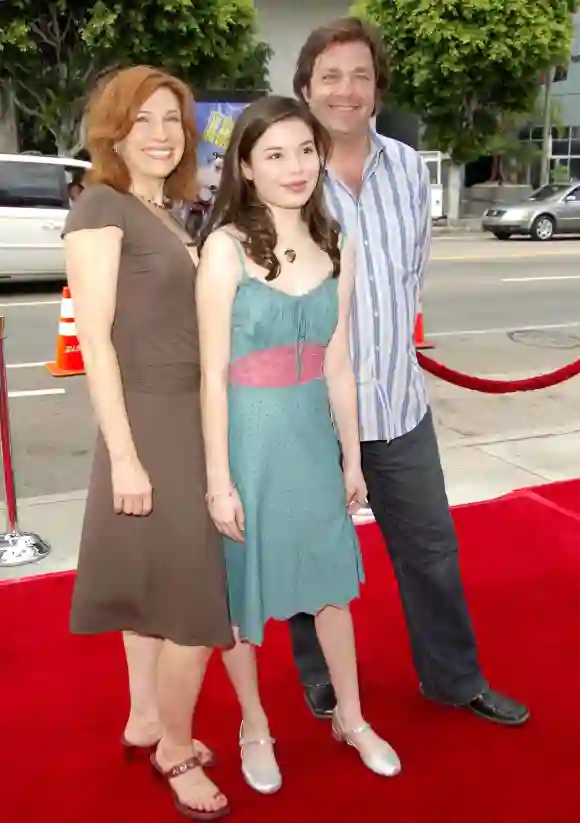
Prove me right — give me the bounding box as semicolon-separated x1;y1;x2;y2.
284;249;297;263
135;193;167;210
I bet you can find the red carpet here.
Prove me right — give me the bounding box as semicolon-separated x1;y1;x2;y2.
518;477;580;522
2;489;580;823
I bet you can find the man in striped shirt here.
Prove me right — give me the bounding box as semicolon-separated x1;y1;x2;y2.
288;17;529;727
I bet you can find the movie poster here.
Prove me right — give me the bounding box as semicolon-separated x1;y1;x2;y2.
184;100;248;238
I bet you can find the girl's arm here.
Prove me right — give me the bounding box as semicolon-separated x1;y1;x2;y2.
196;231;245;541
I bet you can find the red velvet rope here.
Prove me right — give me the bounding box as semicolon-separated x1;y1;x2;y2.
416;351;580;394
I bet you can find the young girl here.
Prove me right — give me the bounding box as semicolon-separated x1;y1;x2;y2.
196;96;401;793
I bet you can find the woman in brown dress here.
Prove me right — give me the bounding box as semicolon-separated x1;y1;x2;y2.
63;66;232;820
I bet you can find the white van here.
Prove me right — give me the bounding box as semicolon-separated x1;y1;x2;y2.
0;153;90;282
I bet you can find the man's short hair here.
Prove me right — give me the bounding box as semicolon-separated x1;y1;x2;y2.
293;16;389;102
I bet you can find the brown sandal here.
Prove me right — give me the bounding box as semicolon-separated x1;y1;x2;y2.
150;752;230;821
121;735;217;767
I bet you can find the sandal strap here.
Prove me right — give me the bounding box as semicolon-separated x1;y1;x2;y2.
333;709;370;738
165;754;202;779
346;721;370;738
239;722;275;748
240;734;275;747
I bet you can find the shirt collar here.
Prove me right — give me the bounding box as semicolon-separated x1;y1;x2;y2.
365;129;385;174
324;128;385;182
368;129;385;157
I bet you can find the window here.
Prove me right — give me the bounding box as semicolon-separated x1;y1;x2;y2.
529;183;570;200
570;126;580;156
425;159;438;184
569;157;580;181
552;139;571;156
0;161;69;208
565;186;580;202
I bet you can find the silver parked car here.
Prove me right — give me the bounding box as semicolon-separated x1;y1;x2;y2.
0;153;90;282
482;181;580;241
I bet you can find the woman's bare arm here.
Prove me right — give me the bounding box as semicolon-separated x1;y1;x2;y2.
65;226;136;461
65;226;151;514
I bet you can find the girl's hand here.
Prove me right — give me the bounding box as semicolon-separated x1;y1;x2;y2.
343;464;368;516
207;484;245;542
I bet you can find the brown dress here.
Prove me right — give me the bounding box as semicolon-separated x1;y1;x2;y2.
64;184;233;648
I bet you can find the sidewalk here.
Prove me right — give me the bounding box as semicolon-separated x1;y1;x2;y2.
2;352;578;582
432;217;483;236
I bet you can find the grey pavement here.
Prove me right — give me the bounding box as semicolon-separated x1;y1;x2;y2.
1;236;579;581
432;218;483;235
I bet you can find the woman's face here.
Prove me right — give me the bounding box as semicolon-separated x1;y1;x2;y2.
242;117;322;210
118;87;185;183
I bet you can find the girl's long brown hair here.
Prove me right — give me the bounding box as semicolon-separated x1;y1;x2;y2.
198;96;341;281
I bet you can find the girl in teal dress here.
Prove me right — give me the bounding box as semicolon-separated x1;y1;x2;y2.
196;96;401;795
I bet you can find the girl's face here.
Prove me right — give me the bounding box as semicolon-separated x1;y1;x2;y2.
242;117;322;210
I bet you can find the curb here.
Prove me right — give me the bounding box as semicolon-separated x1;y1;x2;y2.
0;489;87;509
432;227;484;236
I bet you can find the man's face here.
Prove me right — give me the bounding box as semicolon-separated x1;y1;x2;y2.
302;40;376;139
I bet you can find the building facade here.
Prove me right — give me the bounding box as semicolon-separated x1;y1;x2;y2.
552;13;580;127
547;13;580;181
254;0;349;97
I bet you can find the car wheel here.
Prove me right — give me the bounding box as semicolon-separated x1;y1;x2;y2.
531;214;555;241
492;230;512;240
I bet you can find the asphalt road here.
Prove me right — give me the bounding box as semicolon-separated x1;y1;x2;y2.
0;234;579;499
425;237;580;334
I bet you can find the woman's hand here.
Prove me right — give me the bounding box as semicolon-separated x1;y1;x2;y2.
343;463;368;516
111;456;153;516
207;484;245;543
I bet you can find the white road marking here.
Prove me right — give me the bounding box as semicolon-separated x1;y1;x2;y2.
7;389;65;398
432;248;580;261
6;361;47;369
429;321;580;338
0;300;60;308
502;275;580;282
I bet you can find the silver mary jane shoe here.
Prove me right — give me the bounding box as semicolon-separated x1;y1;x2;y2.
332;709;402;777
239;723;282;794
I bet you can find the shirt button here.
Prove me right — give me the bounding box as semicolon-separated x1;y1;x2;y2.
374;312;379;318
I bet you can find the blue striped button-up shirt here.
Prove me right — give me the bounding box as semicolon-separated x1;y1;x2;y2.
324;132;432;443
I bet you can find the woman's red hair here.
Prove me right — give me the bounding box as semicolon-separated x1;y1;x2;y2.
84;65;197;202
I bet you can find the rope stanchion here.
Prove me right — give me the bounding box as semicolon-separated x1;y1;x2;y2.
417;350;580;393
0;316;51;567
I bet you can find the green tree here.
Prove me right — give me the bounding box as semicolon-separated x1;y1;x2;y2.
0;0;270;155
353;0;579;165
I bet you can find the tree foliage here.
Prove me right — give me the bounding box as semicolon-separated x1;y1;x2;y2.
0;0;271;154
354;0;579;163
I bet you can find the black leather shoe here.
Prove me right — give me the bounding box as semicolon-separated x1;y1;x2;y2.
466;688;530;726
304;683;336;719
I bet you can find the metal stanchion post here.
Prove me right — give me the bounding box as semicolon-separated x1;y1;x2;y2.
0;316;51;567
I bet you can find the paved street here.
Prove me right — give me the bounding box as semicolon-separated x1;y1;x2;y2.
426;236;580;335
0;234;579;501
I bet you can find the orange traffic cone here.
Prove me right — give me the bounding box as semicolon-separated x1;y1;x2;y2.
414;298;434;350
46;286;85;377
